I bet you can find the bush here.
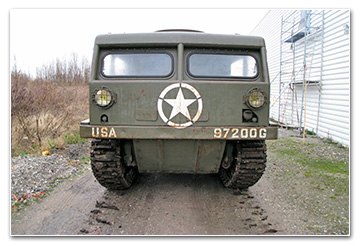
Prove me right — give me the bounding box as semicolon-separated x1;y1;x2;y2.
11;64;89;155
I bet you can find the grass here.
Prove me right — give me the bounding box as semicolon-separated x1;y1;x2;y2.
298;158;348;175
267;135;349;234
270;138;349;192
272;138;349;175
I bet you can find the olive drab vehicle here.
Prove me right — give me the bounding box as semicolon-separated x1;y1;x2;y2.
80;30;278;190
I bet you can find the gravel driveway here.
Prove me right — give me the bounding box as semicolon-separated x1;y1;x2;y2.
11;143;91;211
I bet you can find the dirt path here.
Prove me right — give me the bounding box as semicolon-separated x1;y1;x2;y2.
81;173;282;235
11;170;281;235
11;129;349;236
11;170;106;235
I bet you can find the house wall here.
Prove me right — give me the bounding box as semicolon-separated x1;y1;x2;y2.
251;10;350;146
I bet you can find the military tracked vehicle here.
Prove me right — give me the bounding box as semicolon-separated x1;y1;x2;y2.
80;30;278;190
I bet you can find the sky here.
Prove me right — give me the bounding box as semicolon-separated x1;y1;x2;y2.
10;9;269;76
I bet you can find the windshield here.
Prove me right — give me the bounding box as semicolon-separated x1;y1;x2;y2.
188;53;258;78
102;53;173;77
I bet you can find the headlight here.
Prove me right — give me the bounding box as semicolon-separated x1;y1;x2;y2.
92;87;116;108
246;88;266;109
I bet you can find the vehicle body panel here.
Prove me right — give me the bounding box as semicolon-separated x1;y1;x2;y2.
80;31;277;174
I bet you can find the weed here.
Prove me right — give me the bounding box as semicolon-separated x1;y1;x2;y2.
323;138;335;145
18;151;27;157
306;129;316;135
81;156;91;165
304;172;312;178
64;131;86;145
47;139;58;150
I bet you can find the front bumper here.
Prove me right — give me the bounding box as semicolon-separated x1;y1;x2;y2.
80;119;278;140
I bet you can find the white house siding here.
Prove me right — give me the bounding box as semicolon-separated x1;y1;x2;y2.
251;9;350;146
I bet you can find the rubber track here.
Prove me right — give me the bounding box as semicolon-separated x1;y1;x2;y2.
90;139;138;190
219;141;267;189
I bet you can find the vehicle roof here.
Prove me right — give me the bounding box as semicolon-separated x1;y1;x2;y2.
95;32;265;48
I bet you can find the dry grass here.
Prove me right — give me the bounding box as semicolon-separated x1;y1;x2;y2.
11;72;89;156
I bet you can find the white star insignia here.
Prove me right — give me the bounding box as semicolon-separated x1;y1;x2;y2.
164;88;196;121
